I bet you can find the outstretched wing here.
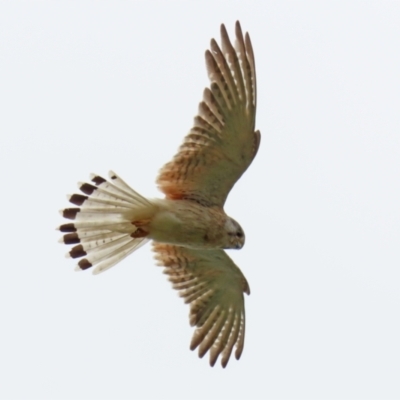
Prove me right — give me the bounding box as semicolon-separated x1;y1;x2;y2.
157;21;260;207
152;243;250;368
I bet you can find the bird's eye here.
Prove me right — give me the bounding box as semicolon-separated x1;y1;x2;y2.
236;232;243;238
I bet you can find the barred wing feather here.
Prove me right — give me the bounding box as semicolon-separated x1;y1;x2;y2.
153;243;250;367
156;21;260;207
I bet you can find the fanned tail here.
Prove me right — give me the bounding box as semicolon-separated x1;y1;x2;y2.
57;171;155;274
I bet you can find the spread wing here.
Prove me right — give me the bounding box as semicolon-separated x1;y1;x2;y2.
156;21;260;207
153;243;250;368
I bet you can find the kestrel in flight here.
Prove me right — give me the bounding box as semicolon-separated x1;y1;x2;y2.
58;21;260;367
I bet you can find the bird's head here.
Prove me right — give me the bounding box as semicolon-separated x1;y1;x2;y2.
223;217;245;249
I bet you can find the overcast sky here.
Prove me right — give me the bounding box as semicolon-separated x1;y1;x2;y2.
1;1;399;399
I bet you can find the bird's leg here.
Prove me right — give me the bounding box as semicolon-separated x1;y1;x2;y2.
131;219;151;238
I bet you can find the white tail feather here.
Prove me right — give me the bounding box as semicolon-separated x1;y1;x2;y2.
67;194;133;209
59;221;134;231
65;232;128;258
92;237;149;275
77;182;139;206
78;235;133;263
108;171;150;205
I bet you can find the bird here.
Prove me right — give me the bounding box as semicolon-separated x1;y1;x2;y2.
58;21;260;368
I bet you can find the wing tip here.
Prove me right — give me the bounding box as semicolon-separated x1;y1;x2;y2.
235;20;243;38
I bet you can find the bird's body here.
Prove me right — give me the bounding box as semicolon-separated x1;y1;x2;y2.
58;21;260;367
148;199;242;250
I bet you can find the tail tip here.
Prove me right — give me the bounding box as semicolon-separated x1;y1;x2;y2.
108;170;117;180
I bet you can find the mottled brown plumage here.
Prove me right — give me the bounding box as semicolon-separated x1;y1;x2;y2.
153;243;250;367
157;22;260;207
58;21;260;367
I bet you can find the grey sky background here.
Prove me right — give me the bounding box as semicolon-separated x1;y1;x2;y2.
1;1;399;399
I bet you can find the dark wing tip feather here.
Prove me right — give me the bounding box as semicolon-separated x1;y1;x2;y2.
235;20;243;39
220;23;229;41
